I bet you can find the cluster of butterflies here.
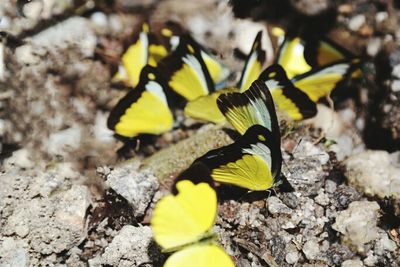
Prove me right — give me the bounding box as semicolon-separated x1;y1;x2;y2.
107;22;360;140
107;21;361;266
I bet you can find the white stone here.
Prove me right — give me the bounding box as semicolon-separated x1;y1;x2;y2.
341;259;363;267
333;201;380;252
345;150;400;199
349;15;366;31
105;166;159;217
302;238;320;260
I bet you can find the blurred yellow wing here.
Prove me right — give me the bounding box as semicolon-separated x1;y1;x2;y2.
292;61;351;102
151;180;217;251
121;23;150;87
276;37;312;79
184;88;238;123
165;244;234;267
107;66;173;138
148;43;168;66
238;31;266;92
201;51;230;86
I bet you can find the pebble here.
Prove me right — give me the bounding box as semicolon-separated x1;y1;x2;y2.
302;239;320;260
267;196;292;215
105;166;159;217
333;201;380;252
285;251;299;264
349;15;366;32
341;259;363;267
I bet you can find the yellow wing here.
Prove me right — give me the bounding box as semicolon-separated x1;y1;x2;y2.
160;36;215;101
276;37;312;79
151;180;217;251
238;31;266;92
196;125;281;191
292;61;351;102
184;88;238;124
107;66;173;138
148;43;168;66
201;51;230;87
258;64;317;120
120;23;150;87
217;80;279;135
165;244;234;267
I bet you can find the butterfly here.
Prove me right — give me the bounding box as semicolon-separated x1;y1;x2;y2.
151;180;234;267
158;34;216;101
291;59;360;102
183;31;266;123
113;23;169;87
187;80;284;191
160;21;230;87
258;64;317;120
107;65;174;138
275;33;358;79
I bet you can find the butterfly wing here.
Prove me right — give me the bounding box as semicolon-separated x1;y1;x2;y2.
238;31;266;92
159;35;215;101
259;64;317;120
291;61;352;102
217;80;279;136
276;37;312;79
160;21;229;86
201;51;230;87
165;244;234;267
151;180;217;251
184;88;238;123
107;66;173;138
117;23;150;87
196;124;282;191
304;37;352;67
148;33;169;67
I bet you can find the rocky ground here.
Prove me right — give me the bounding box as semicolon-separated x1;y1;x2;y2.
0;0;399;266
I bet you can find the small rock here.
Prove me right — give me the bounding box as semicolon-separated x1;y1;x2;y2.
105;166;159;217
0;237;30;267
366;37;382;57
333;201;380;252
267;196;292;215
345;150;400;199
325;179;337;194
391;80;400;92
46;125;82;156
325;243;354;266
333;185;361;209
341;258;363;267
285;251;299;264
91;225;156;267
280;192;299;209
363;251;377;266
349;15;366;32
3;149;34;171
315;189;330;206
375;233;397;254
303;238;320;260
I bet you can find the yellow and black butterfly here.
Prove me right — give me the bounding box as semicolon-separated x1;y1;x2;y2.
160;21;230;87
276;34;358;79
151;180;234;267
191;80;283;191
107;65;173;138
113;23;169;87
183;31;266;123
291;59;360;102
258;64;317;120
158;34;216;101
